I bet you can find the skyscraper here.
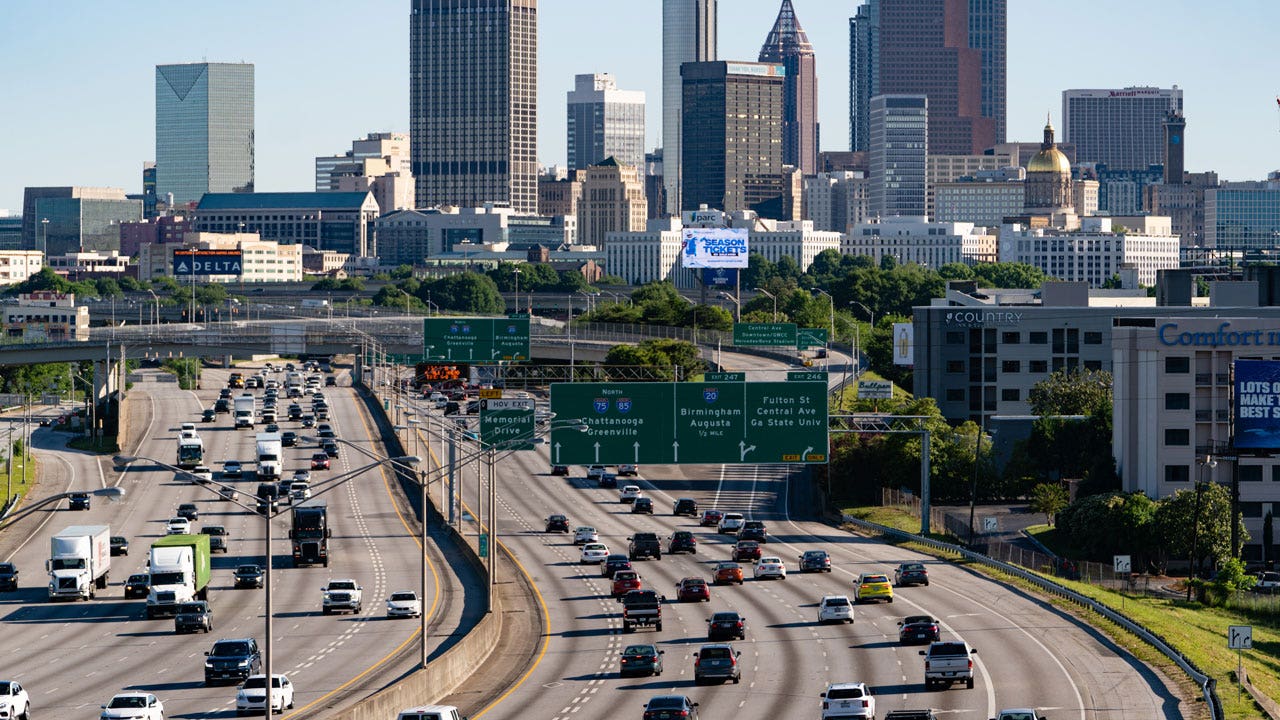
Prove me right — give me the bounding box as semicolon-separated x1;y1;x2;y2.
758;0;818;175
155;62;255;207
663;0;717;215
577;157;648;249
849;0;1003;154
1062;86;1183;171
681;61;785;215
410;0;538;213
566;74;646;172
868;94;927;218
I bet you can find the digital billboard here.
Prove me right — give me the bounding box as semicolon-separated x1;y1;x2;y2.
681;228;748;269
1234;360;1280;450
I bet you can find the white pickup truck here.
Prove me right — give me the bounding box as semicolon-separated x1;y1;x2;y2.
920;640;977;690
321;579;363;615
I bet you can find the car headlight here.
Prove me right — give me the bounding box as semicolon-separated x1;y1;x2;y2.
238;659;251;667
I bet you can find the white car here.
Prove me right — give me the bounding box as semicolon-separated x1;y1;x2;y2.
223;460;245;477
753;556;787;580
573;526;599;545
992;710;1047;720
817;595;854;624
386;590;422;618
820;682;875;720
190;466;213;484
166;517;191;535
618;485;641;503
717;512;746;534
428;391;446;402
0;680;30;720
218;485;238;502
289;482;312;501
236;674;294;714
580;542;610;564
100;692;164;720
586;465;607;481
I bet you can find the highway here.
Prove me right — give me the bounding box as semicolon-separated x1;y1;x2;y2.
0;365;464;719
406;398;1189;720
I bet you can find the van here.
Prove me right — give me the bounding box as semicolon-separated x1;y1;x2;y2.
396;706;466;720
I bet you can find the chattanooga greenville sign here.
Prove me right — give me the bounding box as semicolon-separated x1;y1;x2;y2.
1158;322;1280;347
943;310;1023;327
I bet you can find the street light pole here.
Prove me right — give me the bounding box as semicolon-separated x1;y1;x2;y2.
1189;455;1216;600
754;288;777;322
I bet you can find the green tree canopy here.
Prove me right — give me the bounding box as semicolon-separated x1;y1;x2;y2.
423;273;504;314
1028;368;1113;416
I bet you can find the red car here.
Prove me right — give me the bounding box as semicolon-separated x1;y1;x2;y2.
310;453;331;470
732;541;761;562
712;562;744;586
700;509;725;527
612;570;642;597
676;577;711;602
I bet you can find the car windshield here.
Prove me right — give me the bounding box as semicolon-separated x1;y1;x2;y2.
237;566;260;574
712;613;738;621
827;687;864;699
905;615;934;625
178;602;205;613
647;698;685;709
128;574;148;583
717;563;738;570
390;592;417;602
700;647;732;659
242;676;283;689
682;579;705;587
1000;714;1035;720
212;642;251;657
824;597;850;606
623;645;655;655
902;563;925;571
863;575;889;584
203;526;225;535
805;551;826;558
108;696;148;708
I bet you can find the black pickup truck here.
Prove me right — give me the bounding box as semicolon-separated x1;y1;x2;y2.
628;532;662;561
619;589;663;633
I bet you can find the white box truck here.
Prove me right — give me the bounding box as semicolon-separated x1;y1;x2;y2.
256;432;283;479
234;395;256;429
46;525;111;601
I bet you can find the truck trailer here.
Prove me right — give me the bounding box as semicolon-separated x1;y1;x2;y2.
289;503;330;566
146;534;212;619
256;433;283;479
234;395;255;429
46;525;111;601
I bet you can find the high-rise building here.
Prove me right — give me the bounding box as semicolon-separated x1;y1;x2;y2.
410;0;538;213
22;187;141;255
850;0;1002;154
803;171;869;233
663;0;717;215
758;0;818;175
1062;86;1183;171
868;95;927;218
1163;110;1186;185
681;61;785;216
155;62;255;207
1205;180;1280;251
644;150;667;220
316;132;414;213
142;163;158;219
577;158;648;249
566;74;646;172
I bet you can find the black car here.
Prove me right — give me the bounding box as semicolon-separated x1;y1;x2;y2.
322;441;339;458
68;492;91;511
325;376;336;386
620;643;664;677
214;398;231;413
0;562;18;591
219;388;233;399
124;573;150;599
628;532;662;561
736;521;768;543
204;638;261;685
545;514;570;533
202;408;216;422
233;565;264;589
799;549;832;573
666;531;697;555
631;497;655;514
894;562;930;587
175;600;212;633
598;473;618;489
707;611;746;641
288;405;303;420
549;465;569;476
643;695;699;720
202;525;229;553
301;415;316;428
281;431;298;447
601;554;632;578
177;503;199;521
673;497;698;516
110;536;129;556
898;615;941;644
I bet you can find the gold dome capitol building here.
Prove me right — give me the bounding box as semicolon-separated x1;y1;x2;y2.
1024;116;1075;216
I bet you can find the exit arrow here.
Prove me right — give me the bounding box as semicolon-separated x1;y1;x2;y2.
672;441;679;463
554;442;561;464
802;446;813;460
593;442;601;464
739;441;756;462
634;442;640;463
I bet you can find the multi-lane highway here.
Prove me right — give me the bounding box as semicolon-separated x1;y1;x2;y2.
0;364;464;719
407;395;1190;720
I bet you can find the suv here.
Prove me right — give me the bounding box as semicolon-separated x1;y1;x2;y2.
673;497;698;516
201;525;229;553
322;579;363;615
693;643;741;685
628;532;662;561
68;492;91;510
234;565;264;589
707;611;746;640
717;512;745;534
666;531;696;554
0;562;18;591
177;503;199;521
175;600;212;633
820;682;876;719
737;520;768;543
631;497;655;514
204;638;262;685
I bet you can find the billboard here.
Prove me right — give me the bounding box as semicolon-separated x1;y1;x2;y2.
173;249;243;276
700;267;739;287
1234;360;1280;450
892;323;915;365
681;228;748;269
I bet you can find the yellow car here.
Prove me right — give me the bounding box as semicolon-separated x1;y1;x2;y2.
854;573;894;603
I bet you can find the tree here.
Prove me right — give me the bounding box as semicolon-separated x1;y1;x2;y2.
1057;492;1157;565
1029;483;1069;525
94;278;123;298
1153;483;1246;576
425;273;504;314
970;262;1047;289
1028;369;1112;416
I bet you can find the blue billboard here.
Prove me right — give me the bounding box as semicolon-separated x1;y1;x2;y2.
700;268;738;287
1234;360;1280;450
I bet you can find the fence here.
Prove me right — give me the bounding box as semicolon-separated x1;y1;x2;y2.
880;488;969;540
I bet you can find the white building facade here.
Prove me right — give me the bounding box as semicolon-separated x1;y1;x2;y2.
138;233;302;283
998;216;1179;287
0;251;45;285
803;171;869;232
844;217;996;267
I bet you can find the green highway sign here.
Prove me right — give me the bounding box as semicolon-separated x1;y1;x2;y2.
733;322;798;347
480;398;536;450
787;371;827;382
549;380;828;465
796;327;829;349
704;372;746;382
423;317;530;362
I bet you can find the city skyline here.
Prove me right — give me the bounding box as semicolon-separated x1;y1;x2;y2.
2;0;1278;213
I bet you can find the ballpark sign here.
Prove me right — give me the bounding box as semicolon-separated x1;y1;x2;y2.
681;228;749;269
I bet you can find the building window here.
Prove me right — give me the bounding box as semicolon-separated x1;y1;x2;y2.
945;331;964;344
1001;332;1020;344
1240;501;1263;518
1001;360;1020;373
1164;428;1190;446
1030;360;1048;373
1030;331;1047;344
1084;360;1103;371
1164;393;1190;410
1165;356;1190;374
946;360;965;373
1084;331;1103;345
1164;465;1189;483
945;388;964;402
1001;388;1020;401
1240;466;1263;482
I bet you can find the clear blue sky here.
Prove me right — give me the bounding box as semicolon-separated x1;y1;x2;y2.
2;0;1277;214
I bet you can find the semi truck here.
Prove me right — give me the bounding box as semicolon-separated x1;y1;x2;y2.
177;434;204;469
255;433;283;479
289;502;330;567
146;534;212;619
46;525;111;601
234;395;256;429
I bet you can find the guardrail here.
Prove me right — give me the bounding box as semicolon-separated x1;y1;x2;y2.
841;514;1223;720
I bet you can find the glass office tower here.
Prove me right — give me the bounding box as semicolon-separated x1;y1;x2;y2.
155;62;255;207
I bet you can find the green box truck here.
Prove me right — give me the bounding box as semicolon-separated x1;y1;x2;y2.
146;534;212;619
